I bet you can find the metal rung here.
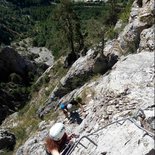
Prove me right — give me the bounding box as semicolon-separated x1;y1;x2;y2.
78;142;87;149
65;135;98;155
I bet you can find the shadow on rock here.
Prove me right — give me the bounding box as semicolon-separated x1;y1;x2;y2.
145;149;155;155
69;111;83;124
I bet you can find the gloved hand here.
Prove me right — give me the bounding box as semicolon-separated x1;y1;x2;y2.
68;133;79;141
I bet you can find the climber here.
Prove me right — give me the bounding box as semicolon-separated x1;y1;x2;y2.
44;122;77;155
60;98;84;119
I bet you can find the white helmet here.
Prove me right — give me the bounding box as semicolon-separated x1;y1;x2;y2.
49;123;65;141
67;103;73;110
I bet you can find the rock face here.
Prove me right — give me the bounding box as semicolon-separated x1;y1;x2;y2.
0;47;35;82
16;51;154;155
78;119;154;155
118;0;154;53
12;38;54;67
51;49;118;98
139;25;155;53
0;129;16;151
68;52;154;155
104;0;154;57
27;47;54;67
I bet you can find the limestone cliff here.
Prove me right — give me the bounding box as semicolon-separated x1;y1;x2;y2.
0;0;154;154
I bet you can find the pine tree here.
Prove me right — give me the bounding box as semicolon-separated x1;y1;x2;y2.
53;0;84;54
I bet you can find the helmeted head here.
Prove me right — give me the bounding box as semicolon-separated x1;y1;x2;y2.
60;103;65;110
49;122;65;141
67;103;72;110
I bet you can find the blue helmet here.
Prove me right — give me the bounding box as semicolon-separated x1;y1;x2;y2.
60;103;65;110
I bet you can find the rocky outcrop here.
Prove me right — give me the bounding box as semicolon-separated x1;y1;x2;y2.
27;47;54;67
118;0;154;52
16;51;154;155
104;0;154;57
12;38;54;67
139;25;155;52
42;0;155;109
38;0;155;118
0;129;16;151
0;47;35;82
0;46;48;83
51;49;118;98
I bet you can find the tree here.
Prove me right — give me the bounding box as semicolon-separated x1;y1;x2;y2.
105;0;118;25
53;0;84;54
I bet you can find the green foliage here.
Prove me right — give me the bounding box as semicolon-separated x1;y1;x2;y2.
85;18;105;46
11;111;40;149
75;96;82;103
11;86;31;98
119;0;134;23
0;5;34;45
52;0;84;53
0;150;13;155
12;126;26;143
105;26;118;40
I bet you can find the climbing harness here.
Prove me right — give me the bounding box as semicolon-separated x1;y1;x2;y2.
61;109;154;155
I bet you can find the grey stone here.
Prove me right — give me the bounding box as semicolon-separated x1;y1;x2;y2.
139;25;155;52
52;49;117;98
0;129;16;151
